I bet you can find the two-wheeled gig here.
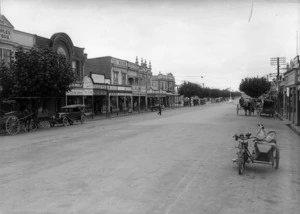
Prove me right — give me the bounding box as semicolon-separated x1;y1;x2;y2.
232;124;280;175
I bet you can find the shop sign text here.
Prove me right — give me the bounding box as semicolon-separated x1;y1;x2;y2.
0;27;11;41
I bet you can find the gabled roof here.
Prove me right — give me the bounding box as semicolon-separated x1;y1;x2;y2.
0;15;14;28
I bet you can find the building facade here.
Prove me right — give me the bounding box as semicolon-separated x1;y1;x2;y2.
84;56;178;114
150;72;177;108
0;15;86;114
1;13;179;117
85;56;137;114
282;55;300;126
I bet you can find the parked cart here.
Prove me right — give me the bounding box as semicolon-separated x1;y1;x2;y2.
259;99;275;117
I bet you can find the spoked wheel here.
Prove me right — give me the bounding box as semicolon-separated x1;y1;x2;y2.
6;116;20;135
238;154;245;175
62;117;69;126
80;115;86;124
273;146;280;169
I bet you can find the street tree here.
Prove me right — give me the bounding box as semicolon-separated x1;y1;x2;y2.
178;81;241;99
178;81;201;99
0;47;77;99
239;77;271;98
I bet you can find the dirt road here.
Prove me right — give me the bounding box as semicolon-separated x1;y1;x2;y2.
0;101;299;214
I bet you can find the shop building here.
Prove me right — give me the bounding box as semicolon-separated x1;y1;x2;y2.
282;55;300;126
137;58;152;111
0;15;86;114
0;15;34;62
150;72;178;108
84;56;135;114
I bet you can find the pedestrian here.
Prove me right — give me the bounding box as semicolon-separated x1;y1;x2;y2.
20;105;31;131
157;104;162;116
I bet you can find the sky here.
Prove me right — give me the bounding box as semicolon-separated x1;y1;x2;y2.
1;0;300;91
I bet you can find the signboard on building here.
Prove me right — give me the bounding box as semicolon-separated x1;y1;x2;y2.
93;84;107;90
66;88;93;96
111;58;127;68
0;16;13;42
110;92;131;96
108;85;132;92
66;88;84;96
91;73;105;84
94;90;107;95
128;62;139;70
285;70;296;87
0;27;12;41
83;89;93;96
83;76;93;88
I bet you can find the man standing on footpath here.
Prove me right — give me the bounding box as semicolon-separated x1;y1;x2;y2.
157;103;162;116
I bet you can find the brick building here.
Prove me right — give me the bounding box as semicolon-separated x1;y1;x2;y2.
85;56;155;114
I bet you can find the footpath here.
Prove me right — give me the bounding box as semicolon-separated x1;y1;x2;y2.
276;113;300;136
85;105;187;122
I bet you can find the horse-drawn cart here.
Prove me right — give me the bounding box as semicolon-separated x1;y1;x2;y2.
0;111;21;135
237;97;255;116
0;110;44;135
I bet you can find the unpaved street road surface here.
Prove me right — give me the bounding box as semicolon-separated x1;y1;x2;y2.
0;101;300;214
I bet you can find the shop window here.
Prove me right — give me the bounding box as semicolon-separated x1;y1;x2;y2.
0;48;12;63
72;60;81;80
114;71;119;84
128;78;134;85
122;73;126;85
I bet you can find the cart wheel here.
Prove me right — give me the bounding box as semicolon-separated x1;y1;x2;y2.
62;117;69;126
238;155;244;175
6;116;20;135
80;115;86;124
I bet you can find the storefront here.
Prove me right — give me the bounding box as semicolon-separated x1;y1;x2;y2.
66;83;93;106
108;85;132;114
284;56;299;125
66;76;109;115
147;88;166;107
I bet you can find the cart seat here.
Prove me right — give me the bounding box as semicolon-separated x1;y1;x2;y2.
254;142;276;162
256;143;273;153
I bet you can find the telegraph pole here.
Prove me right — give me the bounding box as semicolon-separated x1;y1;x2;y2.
270;57;286;114
270;57;286;80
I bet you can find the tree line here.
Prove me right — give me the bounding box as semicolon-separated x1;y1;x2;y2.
178;81;241;99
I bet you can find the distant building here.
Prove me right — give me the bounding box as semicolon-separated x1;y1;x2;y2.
280;55;300;126
151;72;177;108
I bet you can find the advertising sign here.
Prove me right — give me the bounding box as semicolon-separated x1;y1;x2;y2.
285;70;296;86
111;58;127;67
0;27;12;41
66;88;84;96
83;76;93;88
91;73;105;84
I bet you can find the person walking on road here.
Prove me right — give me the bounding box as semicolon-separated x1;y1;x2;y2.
157;104;162;116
